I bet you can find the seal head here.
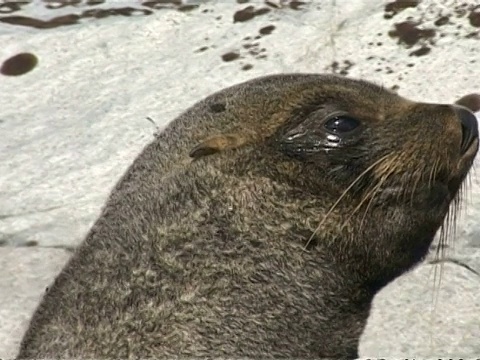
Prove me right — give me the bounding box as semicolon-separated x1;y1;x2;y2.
17;74;479;359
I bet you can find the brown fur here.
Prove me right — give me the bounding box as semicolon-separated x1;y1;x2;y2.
17;74;478;359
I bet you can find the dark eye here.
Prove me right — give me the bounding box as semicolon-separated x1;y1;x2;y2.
324;115;360;134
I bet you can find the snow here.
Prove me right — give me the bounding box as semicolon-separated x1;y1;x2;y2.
1;0;480;358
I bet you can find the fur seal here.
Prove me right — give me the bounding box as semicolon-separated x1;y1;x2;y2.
17;74;479;359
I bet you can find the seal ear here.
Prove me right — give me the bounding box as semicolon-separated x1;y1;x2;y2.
455;94;480;113
189;133;249;159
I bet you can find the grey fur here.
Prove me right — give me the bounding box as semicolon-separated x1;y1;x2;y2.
17;74;478;359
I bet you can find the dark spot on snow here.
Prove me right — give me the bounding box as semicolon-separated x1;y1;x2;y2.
82;7;153;19
434;15;450;26
0;14;81;28
289;1;305;10
1;52;38;76
0;6;153;29
195;46;209;53
259;24;275;35
143;0;181;9
265;1;280;8
465;31;479;39
0;0;202;28
233;6;270;23
330;60;354;76
388;21;436;47
87;0;105;5
265;1;305;10
25;240;38;247
468;7;480;27
221;52;240;62
409;46;431;56
242;64;253;71
384;0;420;19
0;1;29;14
178;4;199;12
44;0;82;10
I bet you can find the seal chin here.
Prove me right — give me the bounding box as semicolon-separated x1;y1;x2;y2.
463;137;479;160
455;106;479;154
457;130;479;171
448;137;478;195
446;105;479;188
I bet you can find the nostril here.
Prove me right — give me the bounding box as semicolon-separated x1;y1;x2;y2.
454;106;479;154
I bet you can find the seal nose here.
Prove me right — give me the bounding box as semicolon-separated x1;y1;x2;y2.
454;106;479;154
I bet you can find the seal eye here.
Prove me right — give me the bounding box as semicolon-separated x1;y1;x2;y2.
324;115;360;134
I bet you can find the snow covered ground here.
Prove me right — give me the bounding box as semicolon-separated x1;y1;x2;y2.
1;0;480;358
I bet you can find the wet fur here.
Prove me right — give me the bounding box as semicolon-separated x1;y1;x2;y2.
17;74;478;359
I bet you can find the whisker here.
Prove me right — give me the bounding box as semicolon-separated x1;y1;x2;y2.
337;179;385;235
359;178;387;230
304;154;393;250
429;166;470;322
409;169;424;205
